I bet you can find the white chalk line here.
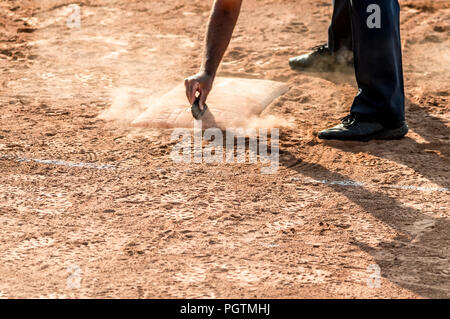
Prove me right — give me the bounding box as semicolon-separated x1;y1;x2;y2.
2;155;449;193
0;155;116;170
294;178;450;193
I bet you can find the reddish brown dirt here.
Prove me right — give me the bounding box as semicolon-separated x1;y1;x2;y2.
0;0;449;298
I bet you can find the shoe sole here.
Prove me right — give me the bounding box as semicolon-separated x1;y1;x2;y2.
372;123;409;141
289;61;330;72
319;123;409;142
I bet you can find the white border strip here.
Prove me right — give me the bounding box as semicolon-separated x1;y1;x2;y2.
300;177;450;193
2;155;448;193
1;155;116;170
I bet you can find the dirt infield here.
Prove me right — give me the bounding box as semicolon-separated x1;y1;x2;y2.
0;0;448;298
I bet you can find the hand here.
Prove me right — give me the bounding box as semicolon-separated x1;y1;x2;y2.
184;72;214;109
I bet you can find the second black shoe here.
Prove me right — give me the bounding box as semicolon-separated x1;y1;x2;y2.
318;113;409;141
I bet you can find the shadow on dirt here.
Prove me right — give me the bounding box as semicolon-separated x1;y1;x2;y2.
281;156;449;298
279;99;449;297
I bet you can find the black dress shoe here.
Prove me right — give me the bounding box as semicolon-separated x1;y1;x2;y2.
318;113;409;141
289;44;353;71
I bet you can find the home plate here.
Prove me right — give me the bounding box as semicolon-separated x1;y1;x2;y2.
131;77;289;129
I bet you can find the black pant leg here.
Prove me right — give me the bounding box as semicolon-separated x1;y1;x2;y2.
349;0;405;125
328;0;353;53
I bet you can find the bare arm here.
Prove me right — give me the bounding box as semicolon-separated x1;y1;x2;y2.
201;0;242;77
185;0;243;108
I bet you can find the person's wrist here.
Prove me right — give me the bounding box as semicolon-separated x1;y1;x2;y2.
200;67;215;78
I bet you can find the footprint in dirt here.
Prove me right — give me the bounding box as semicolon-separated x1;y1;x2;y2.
2;237;55;263
226;265;271;286
281;21;309;33
173;266;207;285
403;218;436;243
